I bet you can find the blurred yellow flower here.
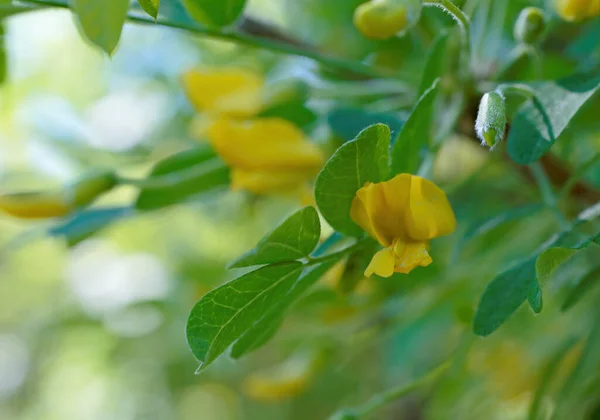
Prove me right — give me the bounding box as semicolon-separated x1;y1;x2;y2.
0;192;72;219
350;174;456;278
181;68;263;118
243;351;319;403
555;0;600;21
182;68;324;195
353;0;421;40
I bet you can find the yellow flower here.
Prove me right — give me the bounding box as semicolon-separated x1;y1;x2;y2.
206;117;324;194
353;0;421;40
350;174;456;278
181;67;263;118
182;67;325;195
242;350;319;403
555;0;600;21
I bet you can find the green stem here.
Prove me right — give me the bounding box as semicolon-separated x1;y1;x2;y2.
21;0;392;79
530;162;569;229
423;0;471;74
331;362;450;419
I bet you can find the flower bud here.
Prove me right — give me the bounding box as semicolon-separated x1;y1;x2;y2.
353;0;422;40
555;0;600;21
475;92;506;148
514;7;547;45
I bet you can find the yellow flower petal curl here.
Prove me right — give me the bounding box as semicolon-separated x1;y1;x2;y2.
207;117;324;172
350;173;455;277
404;175;457;241
182;68;263;118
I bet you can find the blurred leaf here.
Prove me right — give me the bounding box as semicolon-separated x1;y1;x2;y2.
228;258;342;359
528;338;578;420
230;314;283;359
138;0;159;19
418;32;448;96
473;257;537;337
327;107;404;143
49;207;132;246
536;247;578;285
315;124;390;236
182;0;246;27
135;147;230;210
229;206;321;268
187;262;304;371
562;267;600;312
71;0;129;54
507;71;600;164
390;79;440;175
475;227;600;336
553;313;600;419
462;204;542;243
259;103;318;131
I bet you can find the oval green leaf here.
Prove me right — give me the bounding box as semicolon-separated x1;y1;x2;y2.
182;0;246;27
138;0;160;19
229;206;321;268
315;124;390;236
71;0;130;54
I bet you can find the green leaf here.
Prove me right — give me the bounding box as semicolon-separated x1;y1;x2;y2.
70;0;130;55
536;247;578;285
138;0;160;19
528;338;578;420
229;314;283;359
229;206;321;268
474;227;600;336
462;204;543;243
473;257;537;337
135;147;230;210
390;79;440;175
182;0;246;27
49;207;132;246
259;103;317;131
186;262;304;371
315;124;390;236
418;32;448;96
562;267;600;312
228;258;341;359
327;107;404;143
507;71;600;164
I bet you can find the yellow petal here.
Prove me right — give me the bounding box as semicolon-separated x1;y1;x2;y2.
0;192;72;219
364;247;396;278
404;176;456;241
207;117;324;172
350;174;412;246
555;0;600;20
231;168;311;195
181;68;263;118
392;238;432;274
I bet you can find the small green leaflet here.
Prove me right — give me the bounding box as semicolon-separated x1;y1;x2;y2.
474;227;600;336
49;207;132;246
187;262;304;371
327;107;404;143
390;79;440;176
229;206;321;268
507;71;600;164
138;0;160;19
135;147;230;210
315;124;390;236
228;258;341;359
473;257;537;337
182;0;246;27
70;0;129;55
418;32;448;96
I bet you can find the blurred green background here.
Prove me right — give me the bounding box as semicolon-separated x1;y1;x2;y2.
2;0;600;419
